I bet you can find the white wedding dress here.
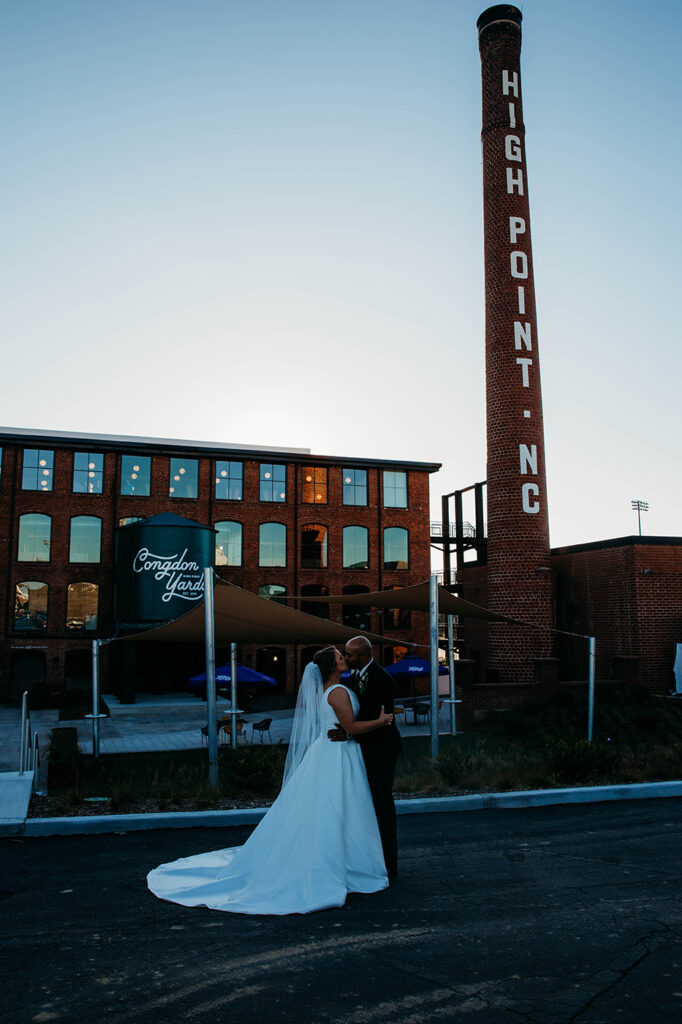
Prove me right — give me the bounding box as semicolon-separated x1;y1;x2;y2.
147;684;388;914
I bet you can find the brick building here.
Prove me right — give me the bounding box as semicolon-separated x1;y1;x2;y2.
0;427;439;704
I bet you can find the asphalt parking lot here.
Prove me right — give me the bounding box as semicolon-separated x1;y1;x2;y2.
3;799;682;1024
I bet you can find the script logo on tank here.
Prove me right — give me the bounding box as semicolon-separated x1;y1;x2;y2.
132;547;205;603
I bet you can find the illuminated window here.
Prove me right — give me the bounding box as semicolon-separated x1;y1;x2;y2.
73;452;104;494
66;582;99;632
69;516;102;563
343;468;367;506
259;523;286;567
301;466;327;504
383;470;407;508
18;514;51;562
259;463;286;502
342;526;369;569
215;521;242;566
383;527;409;570
119;517;143;526
301;524;327;569
22;449;54;492
120;455;151;496
215;461;243;500
14;581;48;632
169;458;198;498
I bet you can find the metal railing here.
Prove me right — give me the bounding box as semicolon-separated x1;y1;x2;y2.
18;691;40;783
430;521;477;539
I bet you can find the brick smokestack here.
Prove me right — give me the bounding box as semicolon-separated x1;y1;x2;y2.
477;5;553;682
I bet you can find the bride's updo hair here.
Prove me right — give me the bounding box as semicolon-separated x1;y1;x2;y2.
313;646;338;683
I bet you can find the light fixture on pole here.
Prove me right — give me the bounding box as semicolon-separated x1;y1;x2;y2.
631;499;649;536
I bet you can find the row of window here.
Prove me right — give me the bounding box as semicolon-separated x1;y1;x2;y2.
12;581;411;633
9;449;409;507
16;515;410;570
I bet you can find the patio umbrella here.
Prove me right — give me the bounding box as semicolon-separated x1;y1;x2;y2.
188;663;277;690
385;656;449;677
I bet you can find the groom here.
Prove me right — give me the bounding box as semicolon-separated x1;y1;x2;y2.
329;635;401;878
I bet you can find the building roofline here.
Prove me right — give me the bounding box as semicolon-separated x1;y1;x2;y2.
0;426;442;473
552;535;682;556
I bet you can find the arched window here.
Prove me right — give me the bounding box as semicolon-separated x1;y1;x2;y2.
301;524;327;569
69;516;102;563
14;581;48;632
66;582;99;631
342;585;371;632
215;521;242;566
258;584;287;605
383;527;409;570
384;585;411;629
17;514;51;562
301;584;329;619
342;526;369;569
259;523;286;567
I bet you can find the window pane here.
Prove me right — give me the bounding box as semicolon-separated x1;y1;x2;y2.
258;584;287;605
384;527;409;570
383;470;407;508
385;586;411;629
342;586;371;631
169;458;199;498
22;449;54;491
18;514;51;561
66;582;99;631
119;517;143;526
343;468;367;506
215;521;242;566
301;524;327;568
120;455;151;496
14;581;48;631
301;584;329;619
259;523;286;566
73;452;104;494
69;516;102;562
301;466;327;504
343;526;369;569
215;461;243;500
259;463;287;502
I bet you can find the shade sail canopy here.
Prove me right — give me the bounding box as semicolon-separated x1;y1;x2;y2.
301;581;518;624
134;578;398;646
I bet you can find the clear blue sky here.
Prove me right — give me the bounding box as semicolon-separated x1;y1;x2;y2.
2;0;680;549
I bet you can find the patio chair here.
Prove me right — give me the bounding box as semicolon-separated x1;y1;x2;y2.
414;703;430;725
251;718;273;743
219;716;247;744
200;722;221;747
393;704;406;723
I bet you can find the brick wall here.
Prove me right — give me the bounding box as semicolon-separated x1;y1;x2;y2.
0;437;435;701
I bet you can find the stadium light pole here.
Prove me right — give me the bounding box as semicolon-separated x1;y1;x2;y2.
631;499;649;536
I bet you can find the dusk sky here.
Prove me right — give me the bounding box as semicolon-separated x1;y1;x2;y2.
3;0;680;550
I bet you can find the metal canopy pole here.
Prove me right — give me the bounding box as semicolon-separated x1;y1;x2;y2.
85;640;106;757
587;636;596;743
447;614;457;735
204;567;219;788
429;573;439;760
230;642;238;749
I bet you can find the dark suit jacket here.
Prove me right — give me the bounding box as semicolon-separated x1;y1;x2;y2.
351;660;402;759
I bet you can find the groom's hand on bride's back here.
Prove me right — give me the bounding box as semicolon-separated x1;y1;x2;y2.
327;723;348;742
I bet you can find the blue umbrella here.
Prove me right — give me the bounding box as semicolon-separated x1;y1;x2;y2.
188;663;277;689
384;656;448;677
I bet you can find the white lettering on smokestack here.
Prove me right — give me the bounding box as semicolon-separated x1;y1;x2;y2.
508;102;516;127
517;286;525;314
505;135;522;161
510;252;528;278
514;322;532;351
506;167;524;194
516;358;532;387
522;484;540;513
520;444;538;475
509;216;525;242
502;70;518;96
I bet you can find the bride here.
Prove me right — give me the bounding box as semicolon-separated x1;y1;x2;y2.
147;646;394;915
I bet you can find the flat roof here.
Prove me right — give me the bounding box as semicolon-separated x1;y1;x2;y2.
0;426;442;472
552;535;682;555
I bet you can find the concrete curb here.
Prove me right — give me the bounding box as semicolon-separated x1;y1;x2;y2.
14;779;682;837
